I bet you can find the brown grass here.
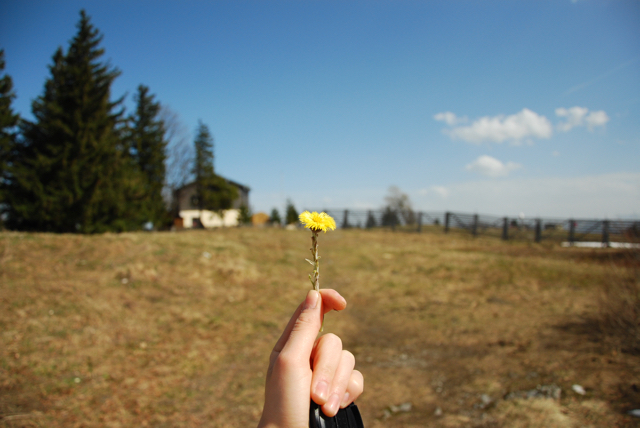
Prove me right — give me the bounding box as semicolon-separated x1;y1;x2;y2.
598;247;640;356
0;228;638;427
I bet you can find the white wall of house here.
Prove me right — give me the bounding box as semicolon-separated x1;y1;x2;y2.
179;209;240;228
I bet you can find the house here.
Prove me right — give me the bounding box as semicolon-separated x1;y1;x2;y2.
174;178;250;228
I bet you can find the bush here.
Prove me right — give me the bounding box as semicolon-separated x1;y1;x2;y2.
238;205;252;225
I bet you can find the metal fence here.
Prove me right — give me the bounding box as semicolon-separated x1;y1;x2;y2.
310;209;640;246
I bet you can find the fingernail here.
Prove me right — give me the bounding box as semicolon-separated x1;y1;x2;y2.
341;391;351;407
304;290;319;309
314;380;329;402
326;393;341;415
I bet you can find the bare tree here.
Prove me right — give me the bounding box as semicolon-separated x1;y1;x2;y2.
383;186;415;225
160;106;193;215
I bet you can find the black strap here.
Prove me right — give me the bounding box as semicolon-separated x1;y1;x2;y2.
309;400;364;428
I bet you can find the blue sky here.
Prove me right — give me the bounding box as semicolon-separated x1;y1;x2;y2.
2;0;639;218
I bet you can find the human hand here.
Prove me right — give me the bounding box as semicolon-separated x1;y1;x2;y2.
257;289;364;428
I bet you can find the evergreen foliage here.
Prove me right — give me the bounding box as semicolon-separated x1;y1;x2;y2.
192;121;237;213
270;208;281;225
0;50;20;213
285;199;298;225
126;85;168;228
365;210;377;229
238;205;251;224
381;206;399;228
5;11;126;232
2;10;246;232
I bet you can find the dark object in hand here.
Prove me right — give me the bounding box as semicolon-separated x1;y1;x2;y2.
309;400;364;428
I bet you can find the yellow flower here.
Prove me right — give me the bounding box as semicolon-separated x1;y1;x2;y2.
299;211;336;233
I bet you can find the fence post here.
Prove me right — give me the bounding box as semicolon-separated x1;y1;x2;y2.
502;217;509;241
445;212;451;233
417;211;422;233
568;219;575;245
535;219;542;243
602;220;610;248
472;214;479;236
342;210;349;229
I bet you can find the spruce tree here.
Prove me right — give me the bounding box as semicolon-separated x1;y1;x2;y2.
270;208;282;225
192;121;237;216
6;10;125;232
365;210;377;229
127;85;167;228
285;199;298;225
0;50;20;214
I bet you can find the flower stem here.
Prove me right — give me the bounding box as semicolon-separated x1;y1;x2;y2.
310;230;324;331
310;230;320;292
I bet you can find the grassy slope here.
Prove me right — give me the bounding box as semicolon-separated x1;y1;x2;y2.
0;228;638;427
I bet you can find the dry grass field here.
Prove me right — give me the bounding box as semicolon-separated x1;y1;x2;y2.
1;227;639;427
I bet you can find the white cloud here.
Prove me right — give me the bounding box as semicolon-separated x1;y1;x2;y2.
253;173;640;219
415;172;640;218
556;106;609;132
419;185;449;198
585;110;610;130
438;108;553;144
436;107;609;144
465;155;522;178
433;111;467;126
555;106;588;131
431;185;449;198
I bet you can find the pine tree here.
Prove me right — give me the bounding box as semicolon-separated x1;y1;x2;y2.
192;121;237;216
6;10;125;232
270;208;282;226
365;210;377;229
0;50;20;214
127;85;167;228
381;206;399;228
285;199;298;225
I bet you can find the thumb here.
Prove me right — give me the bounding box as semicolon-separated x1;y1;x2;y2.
278;290;322;360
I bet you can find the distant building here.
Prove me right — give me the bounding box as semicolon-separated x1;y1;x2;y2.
174;178;250;228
